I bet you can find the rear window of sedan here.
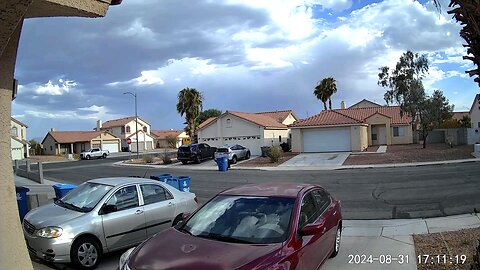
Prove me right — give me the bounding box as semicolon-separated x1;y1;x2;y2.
182;195;295;244
216;148;229;153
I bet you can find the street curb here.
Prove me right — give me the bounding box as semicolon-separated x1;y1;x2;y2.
112;157;480;171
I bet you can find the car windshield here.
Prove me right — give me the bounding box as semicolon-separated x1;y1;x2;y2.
182;195;295;244
55;182;113;212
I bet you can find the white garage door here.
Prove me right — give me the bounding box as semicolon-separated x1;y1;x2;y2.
235;138;262;156
303;127;351;152
103;142;119;153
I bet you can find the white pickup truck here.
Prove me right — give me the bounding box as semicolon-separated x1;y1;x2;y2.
80;148;109;160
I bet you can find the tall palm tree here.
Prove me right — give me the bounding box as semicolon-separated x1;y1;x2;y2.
176;87;204;139
314;77;337;110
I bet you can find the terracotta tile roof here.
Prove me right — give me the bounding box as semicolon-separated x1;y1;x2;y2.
45;131;108;144
290;106;411;127
256;110;298;122
197;110;295;130
101;116;150;128
289;110;362;127
151;130;183;139
452;111;470;121
197;117;217;130
228;111;288;129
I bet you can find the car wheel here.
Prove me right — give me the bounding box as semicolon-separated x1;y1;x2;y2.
231;155;237;164
181;160;188;165
86;155;91;160
330;225;341;258
245;151;251;159
195;155;201;164
71;237;102;269
102;153;107;159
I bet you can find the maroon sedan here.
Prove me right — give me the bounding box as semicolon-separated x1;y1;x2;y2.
119;182;342;270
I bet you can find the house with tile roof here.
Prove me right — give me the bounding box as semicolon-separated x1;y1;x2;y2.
41;130;121;155
11;117;29;160
97;116;155;152
196;110;298;155
289;100;412;152
151;129;189;148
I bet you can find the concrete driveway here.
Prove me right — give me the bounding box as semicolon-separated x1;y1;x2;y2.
169;158;218;170
279;152;350;167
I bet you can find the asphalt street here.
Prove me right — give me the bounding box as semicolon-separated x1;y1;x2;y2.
40;158;480;220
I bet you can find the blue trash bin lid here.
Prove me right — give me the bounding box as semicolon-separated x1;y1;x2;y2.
53;184;77;190
15;186;30;192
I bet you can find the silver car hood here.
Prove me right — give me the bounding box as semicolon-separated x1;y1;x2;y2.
25;203;85;228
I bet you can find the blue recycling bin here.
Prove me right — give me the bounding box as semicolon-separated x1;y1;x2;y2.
216;157;228;171
16;186;30;221
177;176;191;192
150;173;172;183
52;184;77;199
166;177;180;190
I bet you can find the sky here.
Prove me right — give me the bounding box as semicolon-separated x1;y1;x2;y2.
12;0;480;140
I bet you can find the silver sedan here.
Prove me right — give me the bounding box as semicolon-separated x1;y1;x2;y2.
215;144;251;164
22;177;198;269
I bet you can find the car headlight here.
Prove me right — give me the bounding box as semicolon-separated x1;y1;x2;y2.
35;227;63;238
119;247;135;270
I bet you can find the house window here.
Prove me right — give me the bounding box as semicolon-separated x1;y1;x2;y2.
143;126;147;132
11;127;17;137
226;118;232;128
50;146;53;151
372;134;377;141
279;136;282;142
121;126;126;133
126;126;131;133
393;127;405;137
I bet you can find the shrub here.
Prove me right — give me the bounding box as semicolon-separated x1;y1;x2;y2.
162;154;173;164
143;155;154;163
279;142;291;152
266;146;283;163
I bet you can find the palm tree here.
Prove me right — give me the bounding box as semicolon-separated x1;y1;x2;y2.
433;1;480;86
176;88;204;139
314;77;337;110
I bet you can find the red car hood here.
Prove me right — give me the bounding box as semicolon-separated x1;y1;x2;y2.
129;228;284;270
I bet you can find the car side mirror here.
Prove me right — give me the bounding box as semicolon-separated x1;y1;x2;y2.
100;204;117;215
174;213;191;228
300;221;326;236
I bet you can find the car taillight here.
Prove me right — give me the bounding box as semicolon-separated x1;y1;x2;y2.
194;197;198;204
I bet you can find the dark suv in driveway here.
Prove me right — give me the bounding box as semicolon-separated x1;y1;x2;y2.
177;143;217;164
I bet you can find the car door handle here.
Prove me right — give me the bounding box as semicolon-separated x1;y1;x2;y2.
168;202;174;207
135;210;144;215
333;210;337;216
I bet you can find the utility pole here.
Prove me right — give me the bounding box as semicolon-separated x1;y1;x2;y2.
123;91;139;160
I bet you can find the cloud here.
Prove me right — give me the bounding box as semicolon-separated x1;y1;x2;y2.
20;79;77;96
13;0;479;139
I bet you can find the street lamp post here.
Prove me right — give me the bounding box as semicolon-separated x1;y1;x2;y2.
123;91;139;160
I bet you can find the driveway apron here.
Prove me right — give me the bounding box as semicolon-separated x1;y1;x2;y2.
279;153;350;167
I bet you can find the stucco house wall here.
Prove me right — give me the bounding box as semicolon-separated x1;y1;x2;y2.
42;134;57;155
263;129;289;147
290;128;303;152
350;125;368;151
391;125;413;144
471;94;480;129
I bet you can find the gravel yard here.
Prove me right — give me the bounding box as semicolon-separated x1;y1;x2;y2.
344;143;475;165
413;227;480;270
